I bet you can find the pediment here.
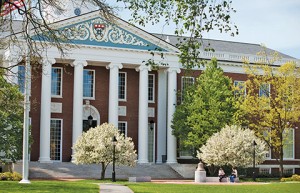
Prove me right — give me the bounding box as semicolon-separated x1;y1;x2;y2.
33;11;178;53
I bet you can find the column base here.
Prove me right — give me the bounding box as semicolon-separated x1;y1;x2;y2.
138;159;149;164
38;157;53;163
166;160;178;164
19;179;31;184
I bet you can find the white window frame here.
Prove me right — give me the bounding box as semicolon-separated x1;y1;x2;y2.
51;67;63;98
234;80;246;97
118;121;127;136
118;72;127;101
259;83;270;97
181;76;195;102
259;168;271;175
148;74;155;103
83;69;95;100
283;168;294;175
283;129;294;160
18;65;25;94
50;118;63;162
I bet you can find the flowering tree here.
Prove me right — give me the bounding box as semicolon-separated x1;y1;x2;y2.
198;125;268;168
72;123;137;180
235;58;300;177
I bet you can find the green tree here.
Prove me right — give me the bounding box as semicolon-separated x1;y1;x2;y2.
0;70;24;163
236;57;300;177
172;58;236;153
72;123;137;180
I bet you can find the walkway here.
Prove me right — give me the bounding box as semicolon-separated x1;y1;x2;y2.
99;183;134;193
99;181;265;193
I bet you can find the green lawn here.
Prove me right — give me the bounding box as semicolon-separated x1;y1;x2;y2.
0;180;299;193
0;180;99;193
127;182;300;193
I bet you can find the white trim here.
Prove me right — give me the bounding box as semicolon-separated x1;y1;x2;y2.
233;80;247;96
283;128;295;159
257;164;300;168
181;76;195;102
83;69;95;100
259;83;270;97
50;118;63;162
51;67;63;98
259;168;271;175
118;121;127;136
118;72;127;101
148;74;155;103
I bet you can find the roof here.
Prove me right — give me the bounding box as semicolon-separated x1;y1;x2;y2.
153;33;296;60
3;19;296;60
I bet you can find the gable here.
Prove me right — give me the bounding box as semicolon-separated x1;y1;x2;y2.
33;14;174;52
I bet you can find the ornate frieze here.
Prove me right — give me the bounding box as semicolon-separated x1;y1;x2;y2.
54;17;166;51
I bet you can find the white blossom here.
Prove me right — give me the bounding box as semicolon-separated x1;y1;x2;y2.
72;123;137;178
198;125;268;167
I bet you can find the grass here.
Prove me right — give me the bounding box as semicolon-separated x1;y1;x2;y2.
126;182;300;193
0;179;299;193
0;180;99;193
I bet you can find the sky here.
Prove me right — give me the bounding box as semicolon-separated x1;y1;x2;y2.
118;0;300;59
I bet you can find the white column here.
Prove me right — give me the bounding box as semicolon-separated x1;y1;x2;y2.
106;63;123;127
39;58;56;163
167;67;180;163
136;65;151;163
72;60;87;152
156;69;167;163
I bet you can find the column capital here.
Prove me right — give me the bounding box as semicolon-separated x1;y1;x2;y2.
166;67;181;74
42;58;56;66
4;49;22;64
135;65;151;72
72;60;88;67
106;63;123;70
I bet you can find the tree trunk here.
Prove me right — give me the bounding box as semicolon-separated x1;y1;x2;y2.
279;145;284;178
100;162;106;180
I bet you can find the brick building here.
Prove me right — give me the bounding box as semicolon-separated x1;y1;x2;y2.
2;9;300;175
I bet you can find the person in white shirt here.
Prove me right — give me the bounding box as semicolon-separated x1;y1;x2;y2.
218;167;226;182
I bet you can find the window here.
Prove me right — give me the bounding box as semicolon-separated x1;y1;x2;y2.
18;65;25;93
259;168;270;175
148;74;155;102
118;122;127;136
50;119;62;161
283;168;294;175
83;69;95;98
259;83;270;97
51;67;62;97
283;129;294;159
118;72;126;100
234;80;246;97
181;76;195;102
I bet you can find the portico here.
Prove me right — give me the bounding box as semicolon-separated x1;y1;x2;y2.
29;10;180;163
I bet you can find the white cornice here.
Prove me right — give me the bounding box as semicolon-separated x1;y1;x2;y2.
47;11;179;53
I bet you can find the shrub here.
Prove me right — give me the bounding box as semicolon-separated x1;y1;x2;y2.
0;172;22;181
280;174;300;182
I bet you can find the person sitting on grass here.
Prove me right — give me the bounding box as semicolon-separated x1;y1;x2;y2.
218;167;226;182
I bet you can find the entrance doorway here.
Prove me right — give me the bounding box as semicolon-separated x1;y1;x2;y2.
148;121;155;163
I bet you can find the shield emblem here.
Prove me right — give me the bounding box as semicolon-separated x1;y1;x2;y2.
93;23;106;39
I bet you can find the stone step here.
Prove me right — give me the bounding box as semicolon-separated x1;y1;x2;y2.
14;162;186;180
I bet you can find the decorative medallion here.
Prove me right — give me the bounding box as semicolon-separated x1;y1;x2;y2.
74;8;81;16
